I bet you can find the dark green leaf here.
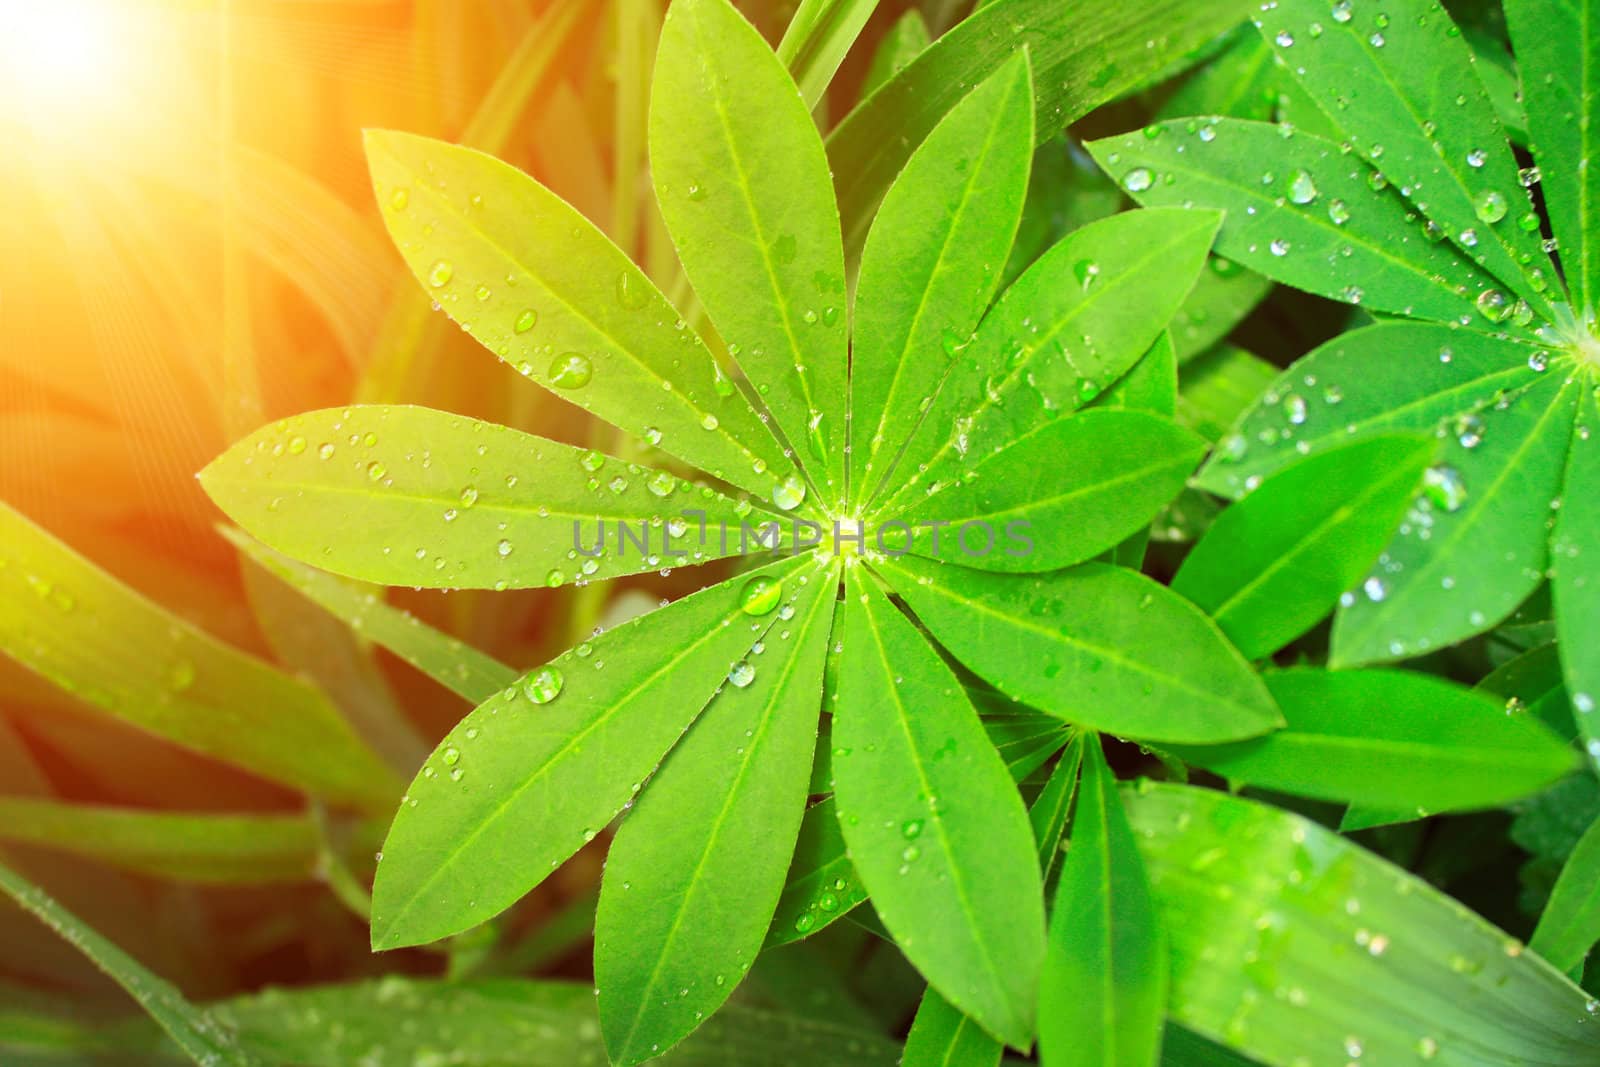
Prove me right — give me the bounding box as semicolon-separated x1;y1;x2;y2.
1531;812;1600;972
1551;383;1600;770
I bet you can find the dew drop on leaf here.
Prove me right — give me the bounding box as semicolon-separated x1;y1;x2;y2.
427;260;454;287
523;665;565;705
739;575;783;616
728;660;756;688
772;474;807;512
1123;167;1153;192
513;309;538;334
549;352;594;388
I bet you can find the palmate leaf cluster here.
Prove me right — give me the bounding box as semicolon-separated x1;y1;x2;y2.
1;1;1599;1066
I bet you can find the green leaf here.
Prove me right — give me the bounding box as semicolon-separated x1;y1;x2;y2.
0;800;322;885
832;568;1044;1048
363;129;795;502
0;503;397;812
1169;257;1274;365
370;554;814;950
1332;372;1581;666
1173;434;1438;660
1167;668;1576;811
860;10;929;98
828;0;1251;256
881;556;1282;745
1087;119;1515;328
895;410;1206;573
776;0;882;108
850;52;1034;509
0;858;262;1067
1092;332;1179;418
594;561;837;1064
1531;812;1600;972
651;0;849;510
1127;783;1600;1066
1195;321;1549;499
197;977;902;1067
902;988;1002;1067
1000;138;1123;289
1257;0;1559;312
221;527;516;704
1158;28;1286;124
1504;0;1600;310
201;405;764;591
872;208;1221;518
1030;737;1083;880
1039;738;1168;1067
1479;641;1578;743
1551;382;1600;770
1175;343;1280;441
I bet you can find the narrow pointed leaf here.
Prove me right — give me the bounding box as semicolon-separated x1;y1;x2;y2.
1167;668;1576;810
1504;0;1600;310
1176;343;1280;442
364;130;794;501
882;556;1281;745
850;53;1034;508
370;554;813;949
222;527;516;704
1479;641;1578;742
895;410;1206;573
1196;322;1550;499
776;0;882;108
1333;373;1580;666
0;859;262;1067
1039;738;1168;1067
902;988;1002;1067
1552;383;1600;770
828;0;1250;256
0;800;323;885
1531;812;1600;972
0;503;397;811
874;208;1220;516
595;562;836;1064
1256;0;1558;310
1091;332;1179;417
1031;738;1083;879
1169;257;1275;365
1088;119;1516;328
860;10;929;97
1174;434;1438;659
1127;784;1600;1066
651;0;849;509
202;405;766;590
832;568;1045;1048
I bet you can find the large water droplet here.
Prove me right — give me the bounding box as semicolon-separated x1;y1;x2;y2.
524;666;565;704
728;660;756;688
739;576;783;616
1289;169;1318;204
427;260;454;287
1474;190;1508;224
549;352;593;388
1422;465;1467;512
514;309;538;334
1123;167;1153;193
772;474;807;512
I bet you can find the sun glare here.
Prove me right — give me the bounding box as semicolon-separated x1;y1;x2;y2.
0;0;132;133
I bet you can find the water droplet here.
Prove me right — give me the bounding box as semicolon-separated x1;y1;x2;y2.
1123;167;1153;193
739;576;783;616
1289;169;1318;204
1466;148;1487;168
700;413;720;430
1269;238;1291;256
1331;0;1352;21
1475;288;1512;323
772;474;806;512
524;666;565;704
514;309;538;334
549;352;593;388
580;450;606;473
1275;29;1295;46
1363;576;1388;602
427;260;453;287
1474;190;1508;224
367;461;387;482
728;660;756;688
390;188;409;210
497;539;514;558
902;819;923;839
1327;199;1351;225
647;471;676;498
442;746;460;766
616;271;649;310
459;486;479;508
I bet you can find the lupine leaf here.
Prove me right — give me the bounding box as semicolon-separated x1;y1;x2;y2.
776;0;882;108
872;208;1220;518
0;503;397;812
881;556;1281;744
1087;119;1514;328
832;568;1044;1048
1175;344;1280;441
1531;811;1600;972
0;859;262;1067
1332;372;1580;666
1030;736;1083;880
651;0;849;510
1173;434;1437;659
894;410;1206;573
1038;738;1167;1067
828;0;1250;256
1255;0;1558;312
850;53;1033;510
1479;641;1578;742
221;527;516;704
901;988;1002;1067
595;561;836;1064
1166;668;1576;810
370;554;814;950
1168;257;1275;365
1504;0;1600;310
0;800;323;885
1127;784;1600;1066
1195;321;1549;499
1551;383;1600;771
201;405;765;591
364;129;796;501
860;10;930;98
